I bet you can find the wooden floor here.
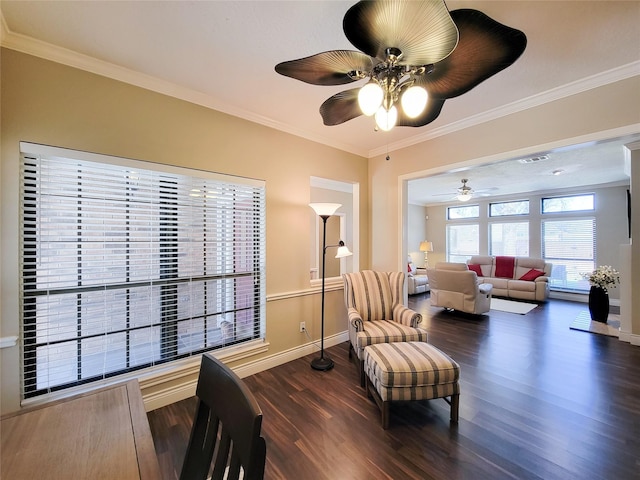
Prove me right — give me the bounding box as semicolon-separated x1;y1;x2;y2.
148;296;640;480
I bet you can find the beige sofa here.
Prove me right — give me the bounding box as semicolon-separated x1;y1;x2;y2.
407;258;429;295
467;255;552;302
427;262;493;315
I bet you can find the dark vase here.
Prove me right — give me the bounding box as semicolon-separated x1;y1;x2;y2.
588;286;609;322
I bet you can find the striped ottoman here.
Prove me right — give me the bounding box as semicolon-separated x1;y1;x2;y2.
363;342;460;429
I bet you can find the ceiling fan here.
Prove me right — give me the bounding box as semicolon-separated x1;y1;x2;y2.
456;179;474;202
430;178;496;202
275;0;527;131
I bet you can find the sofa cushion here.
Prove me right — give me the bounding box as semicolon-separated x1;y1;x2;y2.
355;321;429;351
508;279;537;293
468;256;494;277
412;275;428;287
495;256;515;278
468;264;483;276
364;342;459;389
519;268;545;281
435;262;468;271
485;277;509;290
515;257;548;278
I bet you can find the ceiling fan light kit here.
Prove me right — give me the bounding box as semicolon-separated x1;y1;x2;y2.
457;179;473;202
275;0;526;132
358;81;384;116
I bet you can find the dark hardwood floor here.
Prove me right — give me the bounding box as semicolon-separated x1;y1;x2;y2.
148;296;640;479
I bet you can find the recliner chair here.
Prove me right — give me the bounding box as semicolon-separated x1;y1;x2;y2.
427;262;493;315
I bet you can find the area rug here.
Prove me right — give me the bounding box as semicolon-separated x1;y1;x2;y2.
490;298;537;315
570;311;620;337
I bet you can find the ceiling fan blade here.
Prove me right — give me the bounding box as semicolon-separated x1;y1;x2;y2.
275;50;373;86
420;9;527;98
397;97;446;127
319;89;362;126
343;0;458;65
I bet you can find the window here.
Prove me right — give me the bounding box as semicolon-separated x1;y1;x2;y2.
542;218;595;292
490;222;529;256
542;194;594;213
447;224;479;262
489;200;529;216
20;143;266;398
448;205;479;219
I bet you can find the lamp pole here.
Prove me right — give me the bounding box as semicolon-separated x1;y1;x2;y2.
311;214;333;371
308;203;352;372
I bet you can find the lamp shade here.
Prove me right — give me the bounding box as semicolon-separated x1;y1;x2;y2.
309;203;341;216
335;244;353;258
419;241;433;252
457;193;472;202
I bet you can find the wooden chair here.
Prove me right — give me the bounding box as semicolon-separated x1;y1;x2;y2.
180;353;266;480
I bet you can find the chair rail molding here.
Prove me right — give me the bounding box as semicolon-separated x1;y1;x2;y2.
0;336;18;349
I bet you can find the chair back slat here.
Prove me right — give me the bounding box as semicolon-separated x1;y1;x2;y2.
180;353;266;480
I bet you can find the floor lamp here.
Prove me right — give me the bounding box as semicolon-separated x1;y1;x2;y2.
420;240;433;268
309;203;353;371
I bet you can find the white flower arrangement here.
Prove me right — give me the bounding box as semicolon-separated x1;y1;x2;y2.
582;265;620;293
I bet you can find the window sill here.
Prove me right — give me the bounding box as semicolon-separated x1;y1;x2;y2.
21;339;269;410
0;336;18;349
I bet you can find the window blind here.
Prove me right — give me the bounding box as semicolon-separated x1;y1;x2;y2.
490;222;529;256
20;144;266;398
542;218;595;292
446;224;479;263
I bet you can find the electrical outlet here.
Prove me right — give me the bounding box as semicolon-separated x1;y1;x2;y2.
299;321;306;333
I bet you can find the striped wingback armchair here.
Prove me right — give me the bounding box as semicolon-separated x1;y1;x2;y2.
343;271;428;386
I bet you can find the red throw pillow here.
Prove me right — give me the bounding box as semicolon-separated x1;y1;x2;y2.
408;263;411;273
519;269;545;281
468;264;483;276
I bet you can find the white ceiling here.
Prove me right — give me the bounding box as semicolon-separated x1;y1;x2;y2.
407;136;636;205
1;1;639;203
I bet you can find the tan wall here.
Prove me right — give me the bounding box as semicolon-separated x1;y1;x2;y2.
407;204;428;267
0;49;369;414
369;75;640;333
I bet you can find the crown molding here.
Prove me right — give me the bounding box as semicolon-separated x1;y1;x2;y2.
2;17;638;160
0;21;367;157
369;60;640;158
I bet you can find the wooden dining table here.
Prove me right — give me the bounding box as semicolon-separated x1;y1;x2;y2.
1;380;161;479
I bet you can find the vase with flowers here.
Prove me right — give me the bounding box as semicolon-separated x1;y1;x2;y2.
581;265;620;322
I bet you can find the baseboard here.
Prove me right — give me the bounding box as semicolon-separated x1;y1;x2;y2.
618;331;640;346
550;290;620;307
233;331;349;378
142;331;349;411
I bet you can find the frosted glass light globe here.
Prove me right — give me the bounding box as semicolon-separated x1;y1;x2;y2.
401;86;428;118
358;82;383;116
375;105;398;131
